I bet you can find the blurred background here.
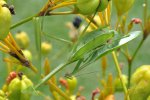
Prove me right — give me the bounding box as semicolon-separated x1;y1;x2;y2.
0;0;150;99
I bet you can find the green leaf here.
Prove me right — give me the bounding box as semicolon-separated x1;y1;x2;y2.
70;28;115;61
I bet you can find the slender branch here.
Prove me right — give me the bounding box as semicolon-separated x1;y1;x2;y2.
127;39;145;87
48;11;75;15
132;39;144;61
144;0;148;26
10;0;76;30
49;1;76;11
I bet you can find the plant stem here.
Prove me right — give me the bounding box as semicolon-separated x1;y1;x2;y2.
112;51;130;100
127;39;145;87
49;1;76;11
49;11;75;15
132;39;145;61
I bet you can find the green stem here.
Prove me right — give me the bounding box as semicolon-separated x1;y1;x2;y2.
128;61;132;88
112;51;130;100
10;11;74;30
144;0;148;26
49;11;75;15
128;39;145;87
132;39;145;62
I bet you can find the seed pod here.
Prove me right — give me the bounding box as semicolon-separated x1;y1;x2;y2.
147;96;150;100
20;76;33;100
41;42;52;55
75;0;99;15
8;78;21;100
0;96;5;100
0;90;5;97
98;0;109;12
129;65;150;100
22;50;32;61
0;0;11;40
105;94;115;100
114;75;128;92
8;74;33;100
22;75;33;87
75;0;109;15
0;0;6;5
15;31;30;49
114;0;135;16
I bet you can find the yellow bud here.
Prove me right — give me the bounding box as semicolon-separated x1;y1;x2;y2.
75;0;109;15
0;0;6;5
0;90;5;97
41;42;52;55
15;31;30;49
114;75;128;92
8;74;33;100
0;0;11;40
22;50;32;61
129;65;150;100
114;0;135;16
75;0;99;15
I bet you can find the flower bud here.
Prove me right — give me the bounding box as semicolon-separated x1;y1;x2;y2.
114;74;128;92
41;42;52;55
70;95;76;100
0;0;6;5
20;75;33;100
105;94;115;100
147;96;150;100
114;0;135;16
0;90;5;97
22;50;32;61
75;0;99;15
15;31;30;49
8;73;33;100
8;77;21;100
75;0;109;15
129;65;150;100
0;0;11;40
98;0;109;12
